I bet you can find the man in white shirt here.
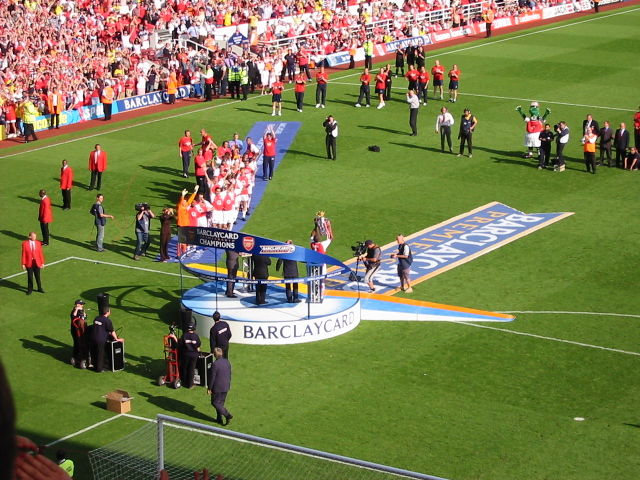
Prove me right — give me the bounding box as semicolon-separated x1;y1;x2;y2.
407;90;420;136
435;106;455;153
322;115;338;160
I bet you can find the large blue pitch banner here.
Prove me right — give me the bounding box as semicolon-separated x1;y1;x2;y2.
178;226;350;273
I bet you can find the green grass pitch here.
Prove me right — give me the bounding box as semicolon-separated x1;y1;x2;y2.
1;6;639;480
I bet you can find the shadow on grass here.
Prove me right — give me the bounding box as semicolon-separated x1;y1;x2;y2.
140;165;181;177
138;391;213;423
287;149;326;159
235;107;269;115
17;195;40;205
389;142;442;153
49;177;91;190
0;278;27;293
358;125;405;135
20;336;69;364
146;179;194;204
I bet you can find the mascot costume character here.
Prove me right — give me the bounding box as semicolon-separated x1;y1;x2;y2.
516;102;551;159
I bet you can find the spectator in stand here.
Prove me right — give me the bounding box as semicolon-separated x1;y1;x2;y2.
47;87;63;130
21;98;39;143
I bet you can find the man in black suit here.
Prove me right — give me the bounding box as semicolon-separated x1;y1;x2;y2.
276;240;301;303
614;122;630;168
251;254;271;305
582;114;599;136
225;250;239;298
209;311;232;358
207;347;232;425
598;121;613;167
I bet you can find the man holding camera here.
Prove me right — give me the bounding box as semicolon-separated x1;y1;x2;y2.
359;240;381;293
323;115;338;160
554;121;570;171
133;204;155;261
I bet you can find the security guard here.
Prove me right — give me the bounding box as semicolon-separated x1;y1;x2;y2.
89;309;122;372
179;324;201;388
239;63;249;101
363;37;374;70
229;65;241;99
209;311;232;358
70;299;90;369
57;450;74;477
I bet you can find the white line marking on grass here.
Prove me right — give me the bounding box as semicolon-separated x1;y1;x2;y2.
3;7;636;160
71;256;198;278
45;414;123;447
122;413;155;423
456;321;640;356
498;310;640;319
0;256;75;280
330;81;634;112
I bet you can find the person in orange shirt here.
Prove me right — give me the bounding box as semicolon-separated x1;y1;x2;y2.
47;87;64;129
176;186;198;257
294;71;306;112
582;126;598;174
101;80;115;121
60;159;73;210
483;7;495;38
448;64;461;103
167;71;178;104
21;232;45;295
38;189;53;246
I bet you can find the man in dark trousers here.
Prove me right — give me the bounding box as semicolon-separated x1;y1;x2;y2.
225;249;239;298
209;311;232;358
179;323;201;388
38;189;52;246
70;299;90;369
407;90;420;136
21;231;45;295
207;347;233;425
252;254;271;305
323;115;338;160
598;121;613;167
614;122;630;168
276;240;301;303
538;124;554;170
457;108;478;158
89;309;122;372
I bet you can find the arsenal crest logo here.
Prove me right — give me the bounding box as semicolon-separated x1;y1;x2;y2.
242;236;255;251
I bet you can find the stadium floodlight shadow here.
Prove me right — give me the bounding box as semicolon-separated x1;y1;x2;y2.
20;337;69;365
138;392;213;423
287;149;326;159
358;125;405;135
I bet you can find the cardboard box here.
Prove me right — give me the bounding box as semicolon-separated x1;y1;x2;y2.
104;390;132;414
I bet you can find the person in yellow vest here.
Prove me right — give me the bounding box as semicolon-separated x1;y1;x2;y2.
483;7;495;38
167;71;178;104
582;126;598;174
21;98;39;143
363;37;374;70
47;87;64;130
56;450;74;478
101;80;115;121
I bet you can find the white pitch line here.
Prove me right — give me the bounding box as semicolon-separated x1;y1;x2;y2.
498;310;640;319
1;7;636;160
0;256;75;281
45;414;123;447
330;81;634;112
71;256;199;278
456;321;640;356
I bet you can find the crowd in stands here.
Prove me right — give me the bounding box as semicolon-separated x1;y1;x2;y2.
0;0;565;133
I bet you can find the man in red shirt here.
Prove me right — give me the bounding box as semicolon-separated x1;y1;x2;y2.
262;127;277;180
88;144;107;190
178;130;193;178
406;64;419;91
60;159;74;210
271;79;283;116
298;49;311;81
431;60;445;100
294;72;306;112
355;68;371;108
21;231;45;295
375;68;387;109
315;66;329;108
38;189;52;246
417;66;430;105
448;64;461;103
194;149;208;196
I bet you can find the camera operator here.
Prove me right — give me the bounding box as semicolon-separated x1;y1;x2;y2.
358;240;381;293
133;203;155;261
69;299;90;369
554;121;569;171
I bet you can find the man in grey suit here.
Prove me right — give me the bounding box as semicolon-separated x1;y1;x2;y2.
598;121;613;167
614;123;630;168
207;347;233;425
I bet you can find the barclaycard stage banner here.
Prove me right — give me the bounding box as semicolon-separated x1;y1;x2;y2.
178;226;350;272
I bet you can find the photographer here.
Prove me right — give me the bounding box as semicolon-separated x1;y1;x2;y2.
554;121;569;171
69;300;90;369
133;203;155;261
323;115;338;160
358;240;381;293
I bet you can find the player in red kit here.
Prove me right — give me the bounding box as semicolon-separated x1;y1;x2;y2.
271;79;283;116
294;72;306;112
405;65;419;91
355;68;371;107
262;126;277;180
417;67;430;106
375;68;387;109
431;60;445;100
315;66;329;108
448;65;461;103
